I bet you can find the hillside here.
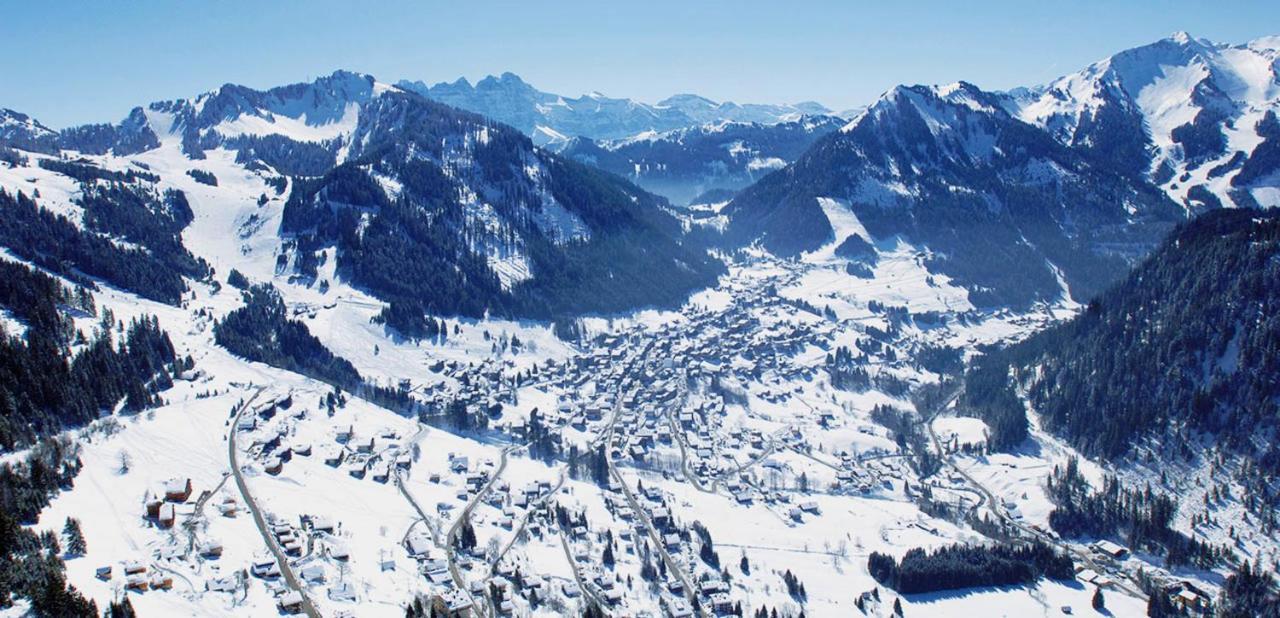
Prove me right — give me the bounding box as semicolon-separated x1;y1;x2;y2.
559;115;842;204
0;73;723;324
722;82;1183;308
964;208;1280;506
1009;32;1280;210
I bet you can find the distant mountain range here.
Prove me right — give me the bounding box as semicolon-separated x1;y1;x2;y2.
397;72;835;145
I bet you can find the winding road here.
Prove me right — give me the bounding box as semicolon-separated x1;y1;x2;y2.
922;388;1148;602
229;387;322;618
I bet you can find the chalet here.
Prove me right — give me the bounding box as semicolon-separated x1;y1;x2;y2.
664;533;682;550
709;591;734;614
1092;540;1128;559
300;564;325;584
95;566;112;580
124;561;147;575
335;425;354;444
278;590;304;614
144;494;163;518
323;449;345;467
199;541;223;558
293;442;312;457
423;560;451;583
329;581;358;602
433;590;473;617
164;478;193;502
665;598;694;618
1170;588;1205;613
327;541;350;561
125;575;149;591
405;534;434;558
264;457;283;475
800;501;821;515
310;516;335;534
157;502;177;528
251;559;281;579
149;573;174;590
207;577;237;593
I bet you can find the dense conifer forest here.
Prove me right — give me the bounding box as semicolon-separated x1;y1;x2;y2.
0;438;98;617
0;186;205;305
1045;459;1230;568
963;209;1280;479
0;259;179;450
213;283;362;389
867;540;1074;594
279;91;724;321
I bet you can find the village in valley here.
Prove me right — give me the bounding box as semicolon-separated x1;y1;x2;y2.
33;237;1228;618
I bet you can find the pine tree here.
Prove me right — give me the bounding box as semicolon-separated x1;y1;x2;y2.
1092;587;1105;611
602;540;615;568
106;597;138;618
63;517;86;556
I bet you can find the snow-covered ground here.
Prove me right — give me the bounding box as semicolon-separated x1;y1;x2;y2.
2;115;1255;617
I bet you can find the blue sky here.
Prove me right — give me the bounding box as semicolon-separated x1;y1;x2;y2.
2;1;1276;128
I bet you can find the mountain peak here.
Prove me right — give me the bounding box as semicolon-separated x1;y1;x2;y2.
475;72;535;91
659;93;719;108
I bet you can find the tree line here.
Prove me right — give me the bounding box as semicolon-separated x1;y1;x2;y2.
868;540;1074;594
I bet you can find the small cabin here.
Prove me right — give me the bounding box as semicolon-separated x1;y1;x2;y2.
164;478;193;502
157;503;177;528
278;590;304;614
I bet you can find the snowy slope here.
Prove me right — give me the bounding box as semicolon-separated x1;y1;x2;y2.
723;80;1183;309
1009;32;1280;208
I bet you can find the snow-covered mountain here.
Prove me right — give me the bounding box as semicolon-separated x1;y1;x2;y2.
558;115;843;204
723;81;1183;308
1008;32;1280;209
0;71;724;322
397;72;833;145
0;108;61;154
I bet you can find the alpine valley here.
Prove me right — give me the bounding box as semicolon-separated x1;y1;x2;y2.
1;30;1279;618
